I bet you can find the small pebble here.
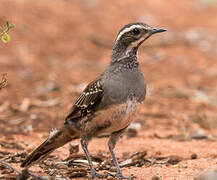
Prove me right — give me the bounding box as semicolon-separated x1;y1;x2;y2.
152;175;160;180
42;82;60;92
197;169;217;180
107;175;115;180
127;122;142;137
191;153;197;159
69;142;79;155
30;114;37;120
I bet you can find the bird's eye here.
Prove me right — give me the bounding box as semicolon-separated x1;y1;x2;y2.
132;28;140;35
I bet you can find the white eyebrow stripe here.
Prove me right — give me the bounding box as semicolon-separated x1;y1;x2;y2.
115;24;144;43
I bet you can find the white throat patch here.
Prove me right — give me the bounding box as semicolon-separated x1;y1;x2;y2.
125;34;150;55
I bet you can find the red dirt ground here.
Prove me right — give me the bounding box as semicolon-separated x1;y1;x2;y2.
1;0;217;179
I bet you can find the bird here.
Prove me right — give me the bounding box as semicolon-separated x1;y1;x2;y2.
21;22;166;179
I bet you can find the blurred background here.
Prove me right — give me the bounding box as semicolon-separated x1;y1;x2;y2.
1;0;217;135
0;0;217;179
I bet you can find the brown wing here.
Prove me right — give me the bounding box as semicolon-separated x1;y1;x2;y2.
65;78;104;123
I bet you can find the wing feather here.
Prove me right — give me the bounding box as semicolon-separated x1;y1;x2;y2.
65;78;103;122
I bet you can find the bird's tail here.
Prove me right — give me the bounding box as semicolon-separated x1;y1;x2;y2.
21;124;79;168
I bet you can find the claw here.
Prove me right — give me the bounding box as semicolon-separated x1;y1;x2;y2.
108;172;136;180
90;170;108;179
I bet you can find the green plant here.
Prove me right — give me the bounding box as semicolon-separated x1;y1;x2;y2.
0;20;15;43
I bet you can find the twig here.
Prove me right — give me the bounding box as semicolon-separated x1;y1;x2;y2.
0;73;7;91
0;160;50;180
0;159;21;174
28;171;50;180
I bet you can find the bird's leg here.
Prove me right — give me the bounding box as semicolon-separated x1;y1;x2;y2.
81;136;107;179
108;129;135;180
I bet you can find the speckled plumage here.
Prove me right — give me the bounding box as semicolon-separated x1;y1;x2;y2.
21;22;166;180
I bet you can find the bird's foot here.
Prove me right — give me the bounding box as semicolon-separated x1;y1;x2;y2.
90;169;108;179
108;172;136;180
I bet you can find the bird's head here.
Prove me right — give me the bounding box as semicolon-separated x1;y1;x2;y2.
111;22;166;61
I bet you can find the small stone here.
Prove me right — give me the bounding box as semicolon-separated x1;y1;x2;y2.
127;122;142;137
190;129;208;140
196;0;217;10
20;98;31;112
69;142;79;155
191;153;197;159
185;29;200;44
167;156;182;165
107;175;115;180
152;175;161;180
30;114;37;120
42;82;60;93
196;169;217;180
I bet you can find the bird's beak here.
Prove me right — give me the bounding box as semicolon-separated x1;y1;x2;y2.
141;26;167;43
150;27;167;35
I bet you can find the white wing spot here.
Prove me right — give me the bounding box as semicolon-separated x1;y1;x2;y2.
49;128;59;138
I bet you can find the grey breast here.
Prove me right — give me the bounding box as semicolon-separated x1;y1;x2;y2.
100;65;146;109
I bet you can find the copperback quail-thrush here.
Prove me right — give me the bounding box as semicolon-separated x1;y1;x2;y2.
21;22;166;179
